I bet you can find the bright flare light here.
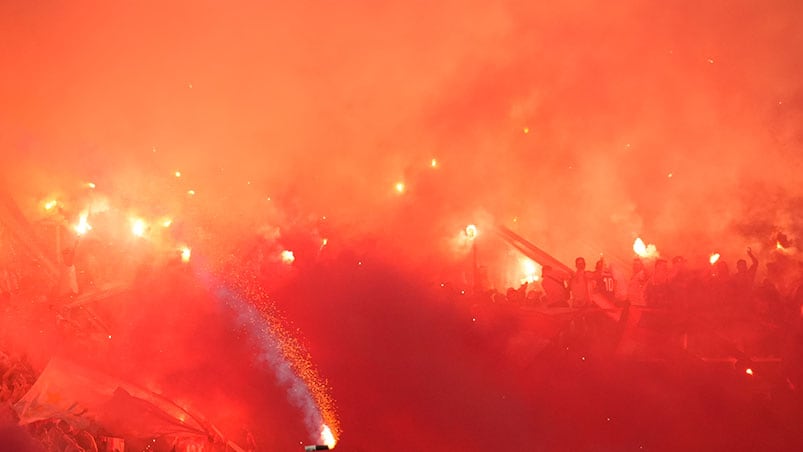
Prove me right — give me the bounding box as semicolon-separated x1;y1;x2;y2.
44;200;58;211
430;158;438;168
394;182;405;194
131;218;147;237
162;218;173;228
776;241;785;250
180;246;192;263
281;250;295;264
86;182;96;189
320;424;336;449
745;368;754;376
175;171;182;178
74;213;92;236
521;258;540;284
633;237;659;258
709;253;721;265
466;224;478;241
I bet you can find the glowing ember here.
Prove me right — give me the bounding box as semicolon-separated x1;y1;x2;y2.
394;182;405;194
162;218;173;228
745;368;754;376
187;189;196;196
430;158;438;168
776;241;784;250
43;200;58;211
175;171;182;178
465;224;478;240
321;238;328;247
131;218;148;237
86;182;96;189
74;213;92;236
633;237;658;258
320;424;336;449
709;253;721;265
281;250;295;264
180;246;192;263
523;126;529;134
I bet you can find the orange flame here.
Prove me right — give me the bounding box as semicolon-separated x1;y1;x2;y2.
520;258;540;284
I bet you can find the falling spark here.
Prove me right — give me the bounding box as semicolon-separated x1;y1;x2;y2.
281;250;295;264
43;200;58;211
465;224;478;240
131;218;147;237
709;253;721;265
74;213;92;236
180;246;192;263
394;182;406;194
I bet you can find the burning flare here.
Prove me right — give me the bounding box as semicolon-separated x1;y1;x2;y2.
394;182;406;194
465;224;478;241
709;253;721;265
633;237;659;258
281;250;295;264
131;218;148;237
180;246;192;263
74;213;92;236
520;258;540;284
43;200;58;211
320;424;336;449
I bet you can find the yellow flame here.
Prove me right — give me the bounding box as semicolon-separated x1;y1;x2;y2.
44;200;58;211
394;182;405;193
175;171;182;178
321;424;336;449
86;182;96;189
281;250;295;264
430;158;438;168
776;241;784;250
74;213;92;236
162;218;173;228
180;246;192;263
131;218;147;237
709;253;720;265
187;189;196;196
465;224;478;240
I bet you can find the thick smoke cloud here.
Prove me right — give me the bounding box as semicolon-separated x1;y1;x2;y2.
1;0;803;450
